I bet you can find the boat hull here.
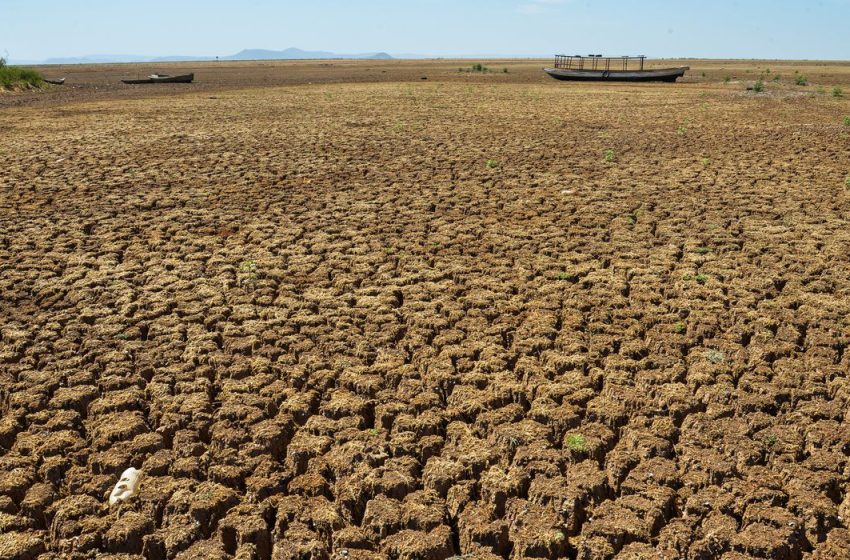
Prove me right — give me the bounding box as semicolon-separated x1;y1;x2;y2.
122;73;194;84
544;67;688;83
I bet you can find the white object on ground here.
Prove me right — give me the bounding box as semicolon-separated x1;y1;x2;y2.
109;467;142;506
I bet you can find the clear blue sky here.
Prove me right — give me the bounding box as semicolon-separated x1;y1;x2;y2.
3;0;848;61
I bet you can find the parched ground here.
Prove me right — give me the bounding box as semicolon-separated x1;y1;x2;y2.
1;61;850;560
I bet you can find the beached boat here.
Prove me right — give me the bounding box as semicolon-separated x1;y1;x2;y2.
544;55;688;83
44;78;65;85
121;73;194;84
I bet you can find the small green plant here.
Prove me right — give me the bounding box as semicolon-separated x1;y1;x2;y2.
673;322;686;334
695;273;709;284
486;159;499;169
603;149;616;163
503;67;509;73
240;259;257;273
239;259;259;286
368;428;380;436
565;434;588;452
752;79;764;93
794;74;808;86
765;434;778;446
845;175;850;189
627;212;637;225
694;247;711;255
471;63;488;73
773;74;781;82
701;157;711;166
832;86;844;98
843;116;850;126
723;75;732;84
704;349;726;364
552;530;566;542
556;271;577;282
676;121;688;136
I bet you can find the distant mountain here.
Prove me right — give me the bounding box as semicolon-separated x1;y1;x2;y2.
26;48;394;65
224;48;393;61
43;54;153;64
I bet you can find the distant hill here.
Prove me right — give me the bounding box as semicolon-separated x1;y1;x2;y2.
225;48;393;61
27;48;394;65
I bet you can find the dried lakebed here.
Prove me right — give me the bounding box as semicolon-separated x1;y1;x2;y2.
2;76;850;559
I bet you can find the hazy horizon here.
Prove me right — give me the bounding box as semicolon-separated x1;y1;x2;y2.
3;0;849;63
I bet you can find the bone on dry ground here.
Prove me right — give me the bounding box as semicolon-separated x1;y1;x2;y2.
1;60;850;560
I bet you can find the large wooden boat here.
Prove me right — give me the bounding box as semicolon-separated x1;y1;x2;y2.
122;73;194;84
544;55;688;83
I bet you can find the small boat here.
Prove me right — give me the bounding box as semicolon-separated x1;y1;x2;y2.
121;73;194;84
44;78;65;85
544;55;688;83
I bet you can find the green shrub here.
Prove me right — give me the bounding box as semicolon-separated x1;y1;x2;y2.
795;74;808;86
0;58;44;89
486;159;498;169
843;116;850;126
603;149;616;163
752;79;764;93
832;86;844;98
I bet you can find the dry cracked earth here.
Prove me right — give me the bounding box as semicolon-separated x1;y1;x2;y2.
2;61;850;560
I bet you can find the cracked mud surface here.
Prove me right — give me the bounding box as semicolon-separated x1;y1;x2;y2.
2;61;850;559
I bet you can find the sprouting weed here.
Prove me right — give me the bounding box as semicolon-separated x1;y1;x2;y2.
704;349;726;364
556;272;577;282
695;273;709;284
239;259;259;286
673;322;686;334
603;149;616;163
565;434;588;452
240;259;257;273
765;434;778;446
552;531;566;542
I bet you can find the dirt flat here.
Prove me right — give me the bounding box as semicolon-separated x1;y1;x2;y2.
1;59;850;559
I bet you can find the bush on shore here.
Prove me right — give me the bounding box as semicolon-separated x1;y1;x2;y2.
0;58;44;89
